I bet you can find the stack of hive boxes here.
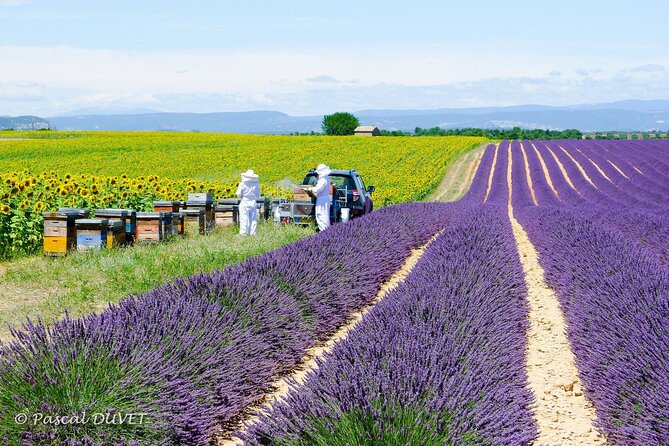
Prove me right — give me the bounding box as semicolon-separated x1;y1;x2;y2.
292;187;315;220
136;212;171;242
42;210;85;255
42;192;274;255
185;193;214;232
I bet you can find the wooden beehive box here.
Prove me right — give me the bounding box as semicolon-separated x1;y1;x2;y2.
136;212;167;242
75;219;109;251
153;201;180;213
42;212;78;256
215;205;238;227
106;220;125;249
293;187;313;202
294;186;334;201
94;209;136;245
181;209;205;235
293;203;315;217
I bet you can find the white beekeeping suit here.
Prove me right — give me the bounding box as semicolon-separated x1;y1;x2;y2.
311;164;331;231
236;169;261;236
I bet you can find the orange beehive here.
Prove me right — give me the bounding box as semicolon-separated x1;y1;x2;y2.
153;201;180;213
136;212;168;242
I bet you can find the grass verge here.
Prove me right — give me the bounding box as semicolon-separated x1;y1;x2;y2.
0;223;312;342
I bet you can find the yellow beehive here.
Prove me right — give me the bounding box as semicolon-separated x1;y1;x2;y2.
43;236;69;255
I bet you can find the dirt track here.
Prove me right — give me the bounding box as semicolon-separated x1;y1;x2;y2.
507;145;606;445
429;143;486;202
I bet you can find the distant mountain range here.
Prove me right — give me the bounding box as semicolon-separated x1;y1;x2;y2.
0;115;50;131
3;100;669;133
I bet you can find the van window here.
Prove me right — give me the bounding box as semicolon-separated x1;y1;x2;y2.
357;175;367;192
302;175;318;186
330;175;356;191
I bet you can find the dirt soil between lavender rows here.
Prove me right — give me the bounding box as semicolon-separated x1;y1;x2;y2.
505;144;607;445
428;143;486;202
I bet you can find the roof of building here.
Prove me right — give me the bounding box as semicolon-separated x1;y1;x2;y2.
354;125;379;132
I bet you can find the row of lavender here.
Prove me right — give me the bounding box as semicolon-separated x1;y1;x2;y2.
243;203;537;445
526;139;669;265
0;203;450;446
511;139;669;445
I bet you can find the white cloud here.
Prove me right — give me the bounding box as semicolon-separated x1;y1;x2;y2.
0;83;44;100
1;45;668;116
628;64;665;73
306;75;341;83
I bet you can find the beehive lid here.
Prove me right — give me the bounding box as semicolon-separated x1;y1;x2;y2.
187;193;214;201
94;209;132;217
57;208;90;217
218;198;241;205
42;211;78;222
75;218;109;227
153;201;180;206
136;212;170;218
181;209;205;215
107;220;124;229
185;200;213;206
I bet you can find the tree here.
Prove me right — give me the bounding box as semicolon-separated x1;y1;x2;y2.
321;112;360;135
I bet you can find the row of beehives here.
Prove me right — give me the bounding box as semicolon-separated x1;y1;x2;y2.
43;193;271;256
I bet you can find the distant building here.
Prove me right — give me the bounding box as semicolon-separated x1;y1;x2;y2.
627;133;633;140
354;125;381;137
660;133;668;138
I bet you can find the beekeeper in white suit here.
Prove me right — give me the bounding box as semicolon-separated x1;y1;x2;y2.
306;164;332;231
236;169;261;236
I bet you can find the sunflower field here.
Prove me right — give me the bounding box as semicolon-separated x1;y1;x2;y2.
0;132;484;258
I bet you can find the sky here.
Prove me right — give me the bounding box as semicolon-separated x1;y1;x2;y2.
1;0;668;116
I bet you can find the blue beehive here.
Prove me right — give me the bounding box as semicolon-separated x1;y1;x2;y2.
75;219;109;251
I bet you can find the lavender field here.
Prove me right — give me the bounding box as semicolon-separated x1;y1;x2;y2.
1;140;668;445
